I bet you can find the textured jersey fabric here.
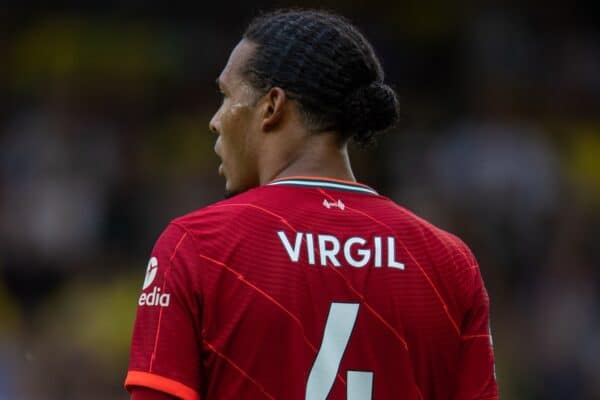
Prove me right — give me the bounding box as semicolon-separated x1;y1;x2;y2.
125;177;498;400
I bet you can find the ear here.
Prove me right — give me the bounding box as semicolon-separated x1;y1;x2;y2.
260;87;287;132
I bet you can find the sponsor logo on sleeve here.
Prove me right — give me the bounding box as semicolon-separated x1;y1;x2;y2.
139;257;170;307
142;257;158;290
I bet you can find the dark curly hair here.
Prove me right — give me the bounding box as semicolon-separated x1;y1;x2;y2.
243;9;400;145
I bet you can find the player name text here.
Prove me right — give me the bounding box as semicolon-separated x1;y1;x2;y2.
277;231;405;269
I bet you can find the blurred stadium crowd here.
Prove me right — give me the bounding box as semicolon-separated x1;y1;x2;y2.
0;2;599;399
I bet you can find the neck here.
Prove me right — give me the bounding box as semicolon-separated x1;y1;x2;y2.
259;131;356;185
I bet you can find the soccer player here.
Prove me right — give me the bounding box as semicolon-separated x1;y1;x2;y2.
125;9;498;400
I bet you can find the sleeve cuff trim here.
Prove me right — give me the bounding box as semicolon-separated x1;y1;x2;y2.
125;370;200;400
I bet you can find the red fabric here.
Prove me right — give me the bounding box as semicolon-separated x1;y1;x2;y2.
125;371;200;400
126;178;498;399
130;386;179;400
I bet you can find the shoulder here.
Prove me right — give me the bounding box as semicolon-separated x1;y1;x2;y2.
386;201;484;312
164;185;280;245
385;200;478;269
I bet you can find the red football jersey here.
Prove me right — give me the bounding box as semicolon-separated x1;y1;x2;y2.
126;177;498;400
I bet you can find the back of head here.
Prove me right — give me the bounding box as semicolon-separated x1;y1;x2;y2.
243;9;400;145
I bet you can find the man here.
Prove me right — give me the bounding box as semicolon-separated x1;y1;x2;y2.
125;9;498;400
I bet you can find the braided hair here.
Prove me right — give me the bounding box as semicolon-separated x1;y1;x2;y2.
243;9;400;145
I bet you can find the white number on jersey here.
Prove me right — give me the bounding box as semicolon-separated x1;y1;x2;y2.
306;302;373;400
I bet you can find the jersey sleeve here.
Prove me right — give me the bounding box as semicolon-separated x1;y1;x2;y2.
454;246;498;400
131;387;179;400
125;223;202;400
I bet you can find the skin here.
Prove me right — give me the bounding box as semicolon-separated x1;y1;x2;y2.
209;39;356;197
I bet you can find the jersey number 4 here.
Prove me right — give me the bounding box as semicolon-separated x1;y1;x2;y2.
306;302;373;400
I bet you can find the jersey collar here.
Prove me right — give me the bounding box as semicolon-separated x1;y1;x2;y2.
268;176;378;195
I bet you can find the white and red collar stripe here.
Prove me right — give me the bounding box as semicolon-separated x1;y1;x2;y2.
268;176;378;195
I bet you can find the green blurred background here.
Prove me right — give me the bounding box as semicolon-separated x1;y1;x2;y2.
1;1;599;399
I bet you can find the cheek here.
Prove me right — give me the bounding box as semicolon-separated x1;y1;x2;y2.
219;104;254;170
216;104;236;151
232;120;261;187
219;103;243;140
